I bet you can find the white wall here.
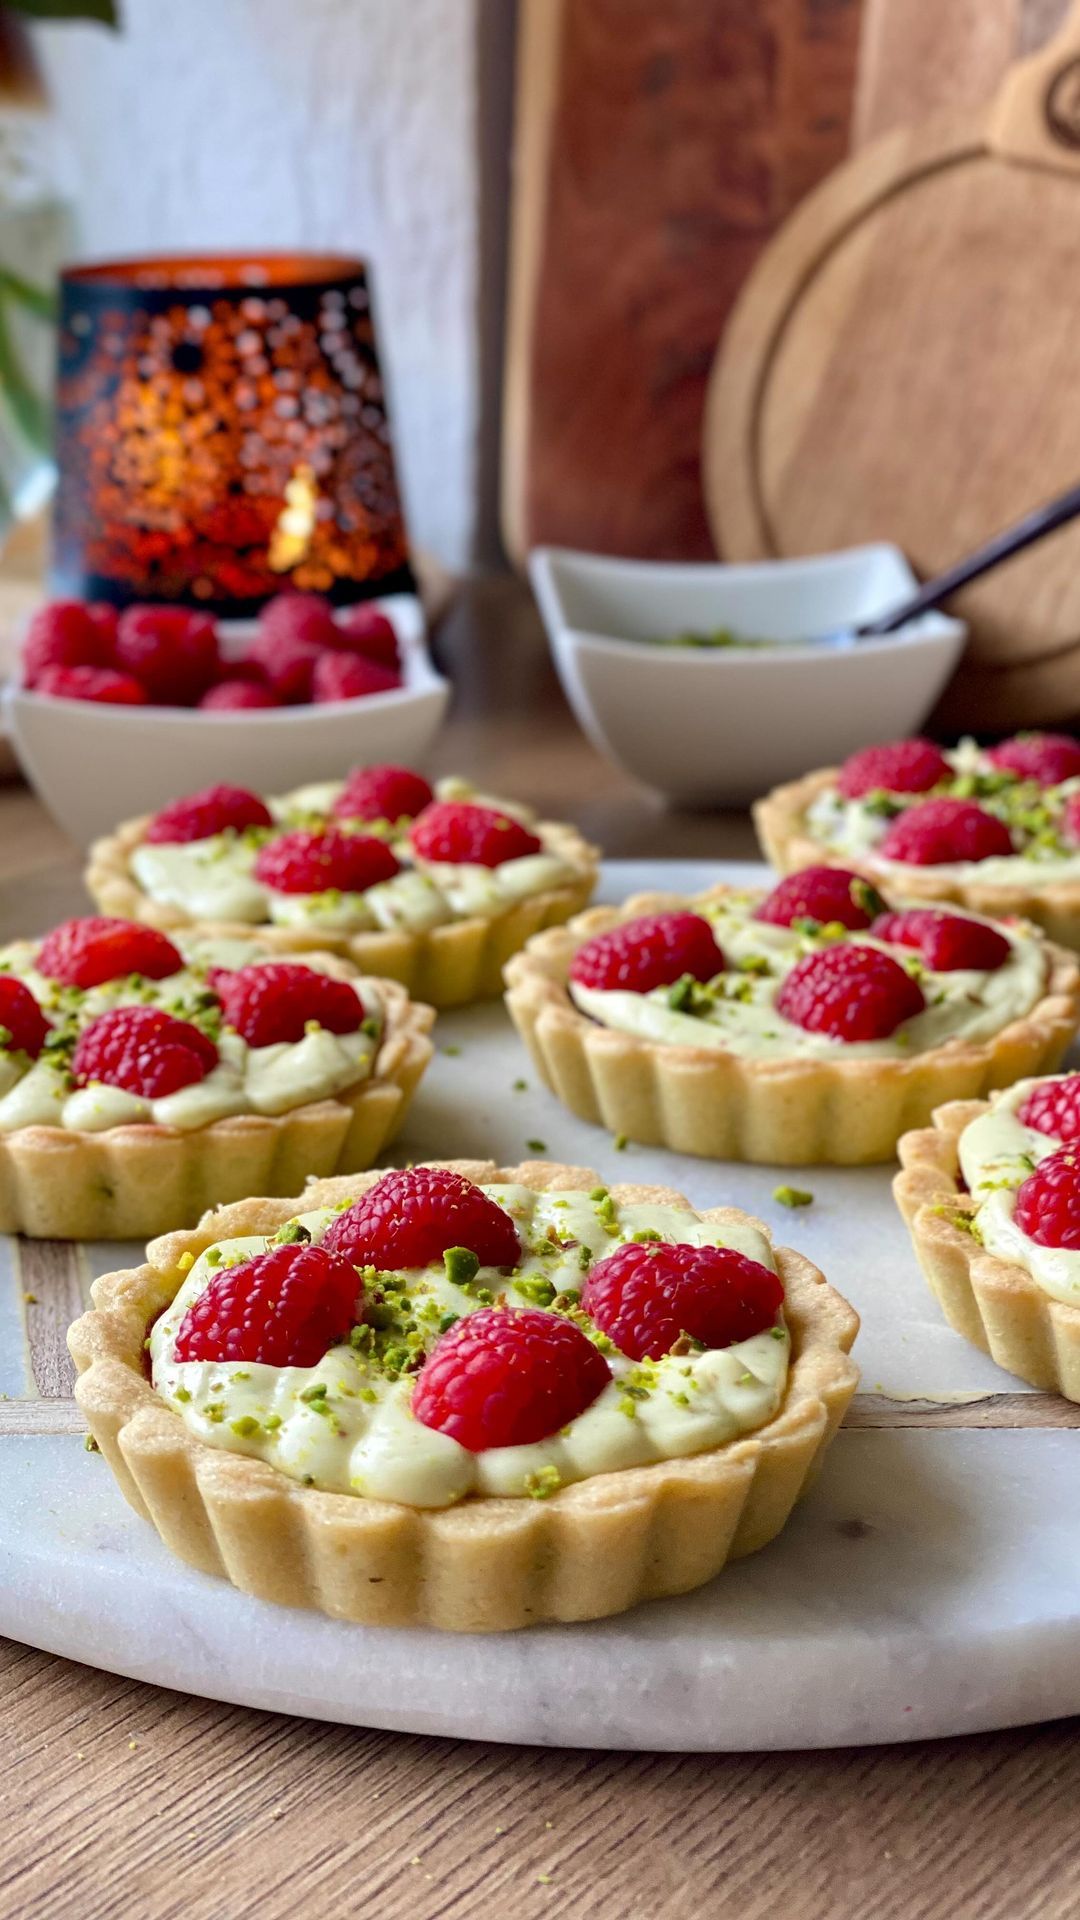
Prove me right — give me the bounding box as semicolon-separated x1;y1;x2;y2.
35;0;492;570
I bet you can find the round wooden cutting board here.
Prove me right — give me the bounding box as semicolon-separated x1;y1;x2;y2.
704;2;1080;732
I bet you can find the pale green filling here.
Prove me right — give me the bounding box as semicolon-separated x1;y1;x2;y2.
570;894;1046;1061
806;740;1080;885
130;776;580;931
0;934;382;1134
151;1186;790;1508
959;1081;1080;1306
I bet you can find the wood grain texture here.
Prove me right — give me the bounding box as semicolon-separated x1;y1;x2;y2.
705;0;1080;731
853;0;1032;146
502;0;863;565
1;575;1078;1916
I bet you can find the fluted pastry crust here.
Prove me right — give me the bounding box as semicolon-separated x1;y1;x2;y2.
67;1159;859;1632
896;1103;1080;1399
755;768;1080;951
503;887;1080;1165
86;814;600;1008
0;965;434;1240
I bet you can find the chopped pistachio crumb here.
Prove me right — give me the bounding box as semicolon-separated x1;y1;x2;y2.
84;1433;100;1453
613;1133;628;1152
512;1077;528;1092
442;1043;462;1057
275;1220;312;1245
176;1251;196;1273
773;1185;814;1209
526;1138;548;1154
230;1415;261;1438
174;1385;192;1403
443;1245;480;1288
525;1464;562;1500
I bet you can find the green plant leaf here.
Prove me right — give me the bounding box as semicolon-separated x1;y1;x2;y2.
3;1;119;24
0;292;50;453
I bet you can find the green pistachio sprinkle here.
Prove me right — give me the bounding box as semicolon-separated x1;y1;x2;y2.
437;1311;460;1335
773;1185;814;1209
613;1133;628;1152
275;1220;312;1245
263;1413;282;1430
443;1245;480;1288
361;1016;380;1039
442;1044;462;1057
514;1275;557;1308
631;1229;661;1243
299;1383;329;1405
84;1433;100;1453
176;1251;196;1273
526;1138;548;1154
525;1464;562;1500
512;1078;528;1092
230;1415;260;1438
173;1386;191;1403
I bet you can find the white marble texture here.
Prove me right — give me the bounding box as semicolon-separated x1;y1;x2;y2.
2;861;1079;1749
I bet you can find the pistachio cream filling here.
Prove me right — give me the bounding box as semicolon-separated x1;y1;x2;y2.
130;777;580;930
151;1186;790;1507
568;894;1046;1061
958;1080;1080;1307
0;933;383;1133
805;739;1080;884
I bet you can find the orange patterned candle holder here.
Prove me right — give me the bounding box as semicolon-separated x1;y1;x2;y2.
52;253;414;614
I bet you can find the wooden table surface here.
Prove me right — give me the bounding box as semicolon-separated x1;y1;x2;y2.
1;575;1077;1920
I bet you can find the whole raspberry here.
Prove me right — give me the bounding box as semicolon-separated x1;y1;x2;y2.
36;916;183;989
73;1005;218;1099
777;941;925;1042
569;912;725;994
836;737;950;799
173;1242;361;1366
581;1240;784;1361
0;977;49;1058
212;962;364;1047
410;801;542;868
986;733;1080;787
323;1166;521;1270
312;651;402;703
1018;1076;1080;1145
871;907;1010;972
241;630;322;701
331;764;434;825
412;1306;610;1450
22;600;114;686
34;663;148;705
144;783;274;845
754;866;882;931
878;797;1014;866
332;605;401;670
1014;1148;1080;1249
253;827;400;895
114;606;220;705
259;591;340;651
198;678;280;712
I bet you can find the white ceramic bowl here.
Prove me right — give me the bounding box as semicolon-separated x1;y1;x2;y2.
3;593;450;847
529;545;967;807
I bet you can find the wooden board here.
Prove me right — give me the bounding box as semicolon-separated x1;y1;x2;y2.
501;0;865;566
705;0;1080;733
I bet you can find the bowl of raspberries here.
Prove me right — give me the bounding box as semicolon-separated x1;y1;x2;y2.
4;589;449;845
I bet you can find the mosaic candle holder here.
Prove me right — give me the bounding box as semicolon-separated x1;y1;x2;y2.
51;253;414;614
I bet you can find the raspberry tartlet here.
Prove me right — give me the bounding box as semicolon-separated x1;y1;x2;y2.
0;916;433;1238
503;876;1080;1164
86;768;598;1008
755;733;1080;951
68;1159;858;1630
896;1072;1080;1399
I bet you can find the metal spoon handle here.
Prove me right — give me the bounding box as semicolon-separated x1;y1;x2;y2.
858;479;1080;636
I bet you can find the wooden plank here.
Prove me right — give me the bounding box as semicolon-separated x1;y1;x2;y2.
0;1399;85;1435
18;1241;86;1400
502;0;864;565
846;1392;1080;1430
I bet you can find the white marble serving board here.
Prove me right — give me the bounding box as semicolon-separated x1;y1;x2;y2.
2;860;1079;1752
